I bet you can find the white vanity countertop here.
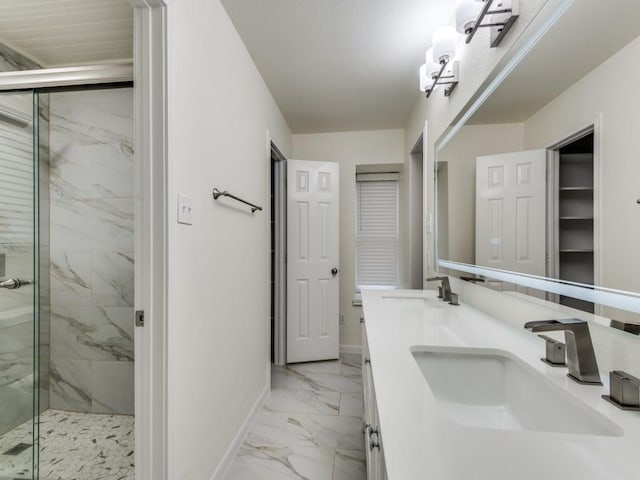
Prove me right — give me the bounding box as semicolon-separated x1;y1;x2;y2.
362;289;640;480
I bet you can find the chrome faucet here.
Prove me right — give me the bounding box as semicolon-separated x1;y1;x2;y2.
524;318;602;385
426;276;452;303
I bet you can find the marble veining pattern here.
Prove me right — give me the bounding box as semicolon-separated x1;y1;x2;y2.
0;42;40;72
49;89;134;415
226;354;366;480
0;409;134;480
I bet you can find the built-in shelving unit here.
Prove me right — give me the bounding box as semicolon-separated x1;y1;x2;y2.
556;133;594;313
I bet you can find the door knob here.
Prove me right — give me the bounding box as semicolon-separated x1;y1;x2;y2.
331;267;339;276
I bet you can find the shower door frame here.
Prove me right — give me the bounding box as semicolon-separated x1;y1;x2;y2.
0;1;171;476
130;2;170;479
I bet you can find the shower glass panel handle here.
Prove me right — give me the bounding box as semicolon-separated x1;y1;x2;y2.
0;278;33;289
0;90;39;479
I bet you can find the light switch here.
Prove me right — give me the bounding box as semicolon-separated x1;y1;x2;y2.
177;194;193;225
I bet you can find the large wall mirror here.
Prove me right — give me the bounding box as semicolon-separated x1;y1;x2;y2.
435;0;640;331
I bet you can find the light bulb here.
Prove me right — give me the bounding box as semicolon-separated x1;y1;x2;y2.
432;26;458;64
455;0;483;34
419;64;430;92
425;48;441;79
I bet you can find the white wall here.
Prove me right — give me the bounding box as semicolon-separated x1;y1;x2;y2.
437;123;524;264
167;1;292;478
522;34;640;324
292;129;405;349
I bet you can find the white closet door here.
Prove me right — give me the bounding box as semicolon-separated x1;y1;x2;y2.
476;149;547;277
287;160;339;363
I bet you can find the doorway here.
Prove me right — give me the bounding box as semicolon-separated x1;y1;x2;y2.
270;149;341;365
270;142;287;366
409;134;424;288
549;129;596;313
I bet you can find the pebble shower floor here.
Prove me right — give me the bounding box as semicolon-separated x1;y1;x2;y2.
0;409;134;480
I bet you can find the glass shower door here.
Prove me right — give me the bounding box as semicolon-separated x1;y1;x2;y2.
0;91;39;480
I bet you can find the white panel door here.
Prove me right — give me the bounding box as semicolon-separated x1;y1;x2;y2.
476;150;547;277
287;160;339;363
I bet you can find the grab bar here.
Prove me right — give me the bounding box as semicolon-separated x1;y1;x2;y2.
212;188;263;213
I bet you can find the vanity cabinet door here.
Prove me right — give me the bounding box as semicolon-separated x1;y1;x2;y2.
362;319;387;479
364;425;375;479
363;365;372;427
362;322;373;427
361;316;367;366
368;400;385;479
376;438;387;480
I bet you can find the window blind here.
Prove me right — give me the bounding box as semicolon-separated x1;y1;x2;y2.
356;174;399;290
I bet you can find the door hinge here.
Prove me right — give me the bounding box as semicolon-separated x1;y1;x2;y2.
135;310;145;327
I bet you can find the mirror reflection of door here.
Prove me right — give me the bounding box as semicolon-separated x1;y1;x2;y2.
475;149;546;295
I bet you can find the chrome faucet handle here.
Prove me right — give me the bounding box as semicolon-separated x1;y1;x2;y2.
602;371;640;410
537;334;566;367
449;292;460;306
524;318;602;385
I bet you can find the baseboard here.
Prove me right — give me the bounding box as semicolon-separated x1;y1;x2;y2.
340;344;362;355
209;381;269;480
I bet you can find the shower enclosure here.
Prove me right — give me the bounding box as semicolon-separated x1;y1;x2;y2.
0;83;135;480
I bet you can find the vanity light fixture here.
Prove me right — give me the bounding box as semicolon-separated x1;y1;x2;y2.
420;41;460;98
418;0;518;96
457;0;519;47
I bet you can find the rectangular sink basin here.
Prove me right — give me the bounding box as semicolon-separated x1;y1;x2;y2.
411;346;622;436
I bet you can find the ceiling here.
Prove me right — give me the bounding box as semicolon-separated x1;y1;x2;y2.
0;0;133;68
469;1;640;125
221;0;454;134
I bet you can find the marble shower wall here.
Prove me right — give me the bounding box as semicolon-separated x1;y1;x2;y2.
49;89;134;415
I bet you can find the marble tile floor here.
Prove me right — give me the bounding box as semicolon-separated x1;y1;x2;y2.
0;409;134;480
226;354;366;480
